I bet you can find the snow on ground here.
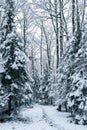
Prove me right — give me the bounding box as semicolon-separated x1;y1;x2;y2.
0;104;87;130
40;105;87;130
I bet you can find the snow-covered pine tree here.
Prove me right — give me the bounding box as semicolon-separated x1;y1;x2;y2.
0;0;32;115
67;32;87;125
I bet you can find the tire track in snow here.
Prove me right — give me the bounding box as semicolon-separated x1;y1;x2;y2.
41;106;70;130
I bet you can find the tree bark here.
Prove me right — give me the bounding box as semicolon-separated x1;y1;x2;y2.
59;0;63;60
55;0;59;68
40;23;43;76
8;85;12;115
72;0;75;34
23;14;27;53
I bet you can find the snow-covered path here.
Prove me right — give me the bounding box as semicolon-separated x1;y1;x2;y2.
0;104;87;130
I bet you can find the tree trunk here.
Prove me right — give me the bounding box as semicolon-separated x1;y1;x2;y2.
57;105;61;111
31;45;35;78
72;0;75;34
40;23;43;76
48;0;59;68
59;0;63;60
8;85;12;115
76;0;81;46
23;14;27;53
42;23;51;73
55;0;59;68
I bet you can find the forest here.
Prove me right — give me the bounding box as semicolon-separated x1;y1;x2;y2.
0;0;87;130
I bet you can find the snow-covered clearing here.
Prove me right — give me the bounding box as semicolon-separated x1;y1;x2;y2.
0;104;87;130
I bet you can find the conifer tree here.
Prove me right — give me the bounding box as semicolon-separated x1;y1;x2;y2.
0;0;32;115
67;32;87;124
